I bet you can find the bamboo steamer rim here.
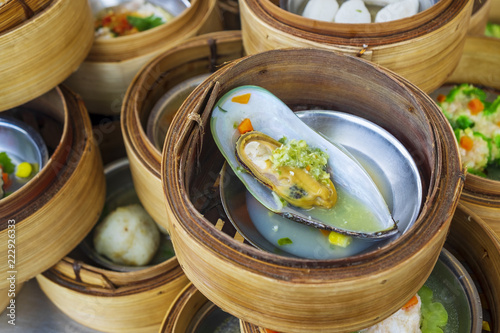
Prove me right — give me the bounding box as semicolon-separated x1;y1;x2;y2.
122;31;243;178
259;0;453;37
42;255;185;296
162;48;464;277
0;87;69;221
0;0;53;33
242;0;472;45
0;0;93;112
160;283;203;332
87;0;219;62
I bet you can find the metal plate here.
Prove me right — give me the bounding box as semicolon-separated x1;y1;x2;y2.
0;116;48;196
220;110;422;259
88;0;190;16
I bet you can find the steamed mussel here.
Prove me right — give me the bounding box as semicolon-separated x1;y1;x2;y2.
211;85;397;239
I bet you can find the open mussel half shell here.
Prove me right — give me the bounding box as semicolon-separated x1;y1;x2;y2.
210;85;397;239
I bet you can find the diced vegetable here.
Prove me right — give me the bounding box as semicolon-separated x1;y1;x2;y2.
0;152;15;174
320;229;330;237
328;231;352;247
277;237;293;246
460;135;474;151
455;115;474;130
15;162;32;178
418;285;448;333
237;118;254;134
485;22;500;38
231;93;251;104
483;320;491;332
467;98;484;115
402;295;419;310
437;94;446;103
127;14;164;32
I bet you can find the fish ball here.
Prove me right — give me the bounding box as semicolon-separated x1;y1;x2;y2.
302;0;339;22
335;0;371;24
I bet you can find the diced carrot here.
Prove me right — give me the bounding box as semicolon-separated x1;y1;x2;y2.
237;118;254;134
402;295;419;310
265;330;280;333
460;135;474;151
320;229;330;237
306;165;311;172
2;172;11;188
231;93;251;104
467;98;484;115
437;94;446;103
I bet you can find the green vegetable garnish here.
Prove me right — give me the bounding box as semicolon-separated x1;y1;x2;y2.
484;96;500;116
485;22;500;38
219;105;229;113
277;237;293;246
127;15;164;32
271;139;330;185
455;115;474;130
418;285;448;333
0;152;15;174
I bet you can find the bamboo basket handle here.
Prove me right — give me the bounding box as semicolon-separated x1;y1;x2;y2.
174;80;221;156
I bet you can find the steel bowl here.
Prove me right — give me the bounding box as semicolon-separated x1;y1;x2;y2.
220;110;422;259
0;116;48;196
88;0;190;17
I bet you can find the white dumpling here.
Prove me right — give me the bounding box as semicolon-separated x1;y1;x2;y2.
302;0;339;22
335;0;371;24
375;0;419;23
94;204;160;266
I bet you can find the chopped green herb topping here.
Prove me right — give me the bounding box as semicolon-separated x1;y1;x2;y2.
485;22;500;38
418;285;448;333
127;15;164;32
277;237;293;246
271;139;330;185
0;152;15;174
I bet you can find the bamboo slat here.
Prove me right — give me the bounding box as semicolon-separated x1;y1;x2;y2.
64;0;223;115
442;36;500;236
490;0;500;22
0;86;105;289
162;48;464;332
122;31;244;232
239;0;473;93
468;0;492;34
0;0;93;112
0;0;52;33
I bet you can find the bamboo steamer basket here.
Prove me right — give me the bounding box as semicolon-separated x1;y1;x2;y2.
240;204;500;332
122;31;244;231
491;0;500;22
0;0;93;112
0;86;105;289
162;48;464;332
469;0;492;35
440;36;500;236
64;0;223;116
36;158;189;333
160;283;242;332
239;0;473;93
37;256;189;332
0;0;52;33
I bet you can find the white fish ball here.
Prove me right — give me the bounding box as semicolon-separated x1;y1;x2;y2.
361;0;400;7
375;0;419;22
302;0;339;22
94;204;160;266
335;0;371;24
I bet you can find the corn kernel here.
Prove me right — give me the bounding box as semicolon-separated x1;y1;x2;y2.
328;231;352;248
15;162;32;178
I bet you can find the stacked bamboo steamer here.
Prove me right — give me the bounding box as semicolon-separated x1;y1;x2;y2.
239;0;473;93
240;204;500;332
441;35;500;236
162;48;464;332
0;86;105;294
64;0;223;115
0;0;94;111
0;0;103;303
122;31;243;231
468;0;492;34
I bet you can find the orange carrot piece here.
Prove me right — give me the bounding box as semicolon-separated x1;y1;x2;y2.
460;136;474;151
265;330;280;333
2;172;11;188
437;94;446;103
231;93;251;104
320;229;330;237
402;295;419;310
468;98;484;115
237;118;254;134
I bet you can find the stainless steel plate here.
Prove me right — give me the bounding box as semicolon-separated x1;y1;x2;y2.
0;117;48;196
80;158;175;272
186;301;240;333
147;73;210;150
220;110;422;259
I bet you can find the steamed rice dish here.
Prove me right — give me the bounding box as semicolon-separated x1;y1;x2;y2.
436;84;500;178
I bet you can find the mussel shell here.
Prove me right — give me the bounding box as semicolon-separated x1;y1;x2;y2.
211;85;397;238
